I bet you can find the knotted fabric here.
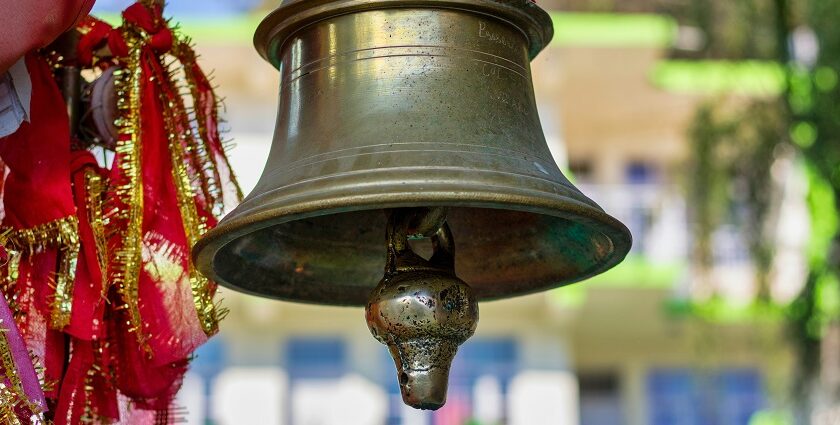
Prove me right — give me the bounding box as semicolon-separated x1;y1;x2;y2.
0;1;241;422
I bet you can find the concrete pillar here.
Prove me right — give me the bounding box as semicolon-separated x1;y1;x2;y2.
622;361;648;425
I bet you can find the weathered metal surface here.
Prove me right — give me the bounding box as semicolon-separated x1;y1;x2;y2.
366;208;478;410
193;0;632;305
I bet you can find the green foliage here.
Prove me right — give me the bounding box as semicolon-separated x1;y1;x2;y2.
550;12;676;47
686;100;785;299
804;166;839;270
549;255;684;308
585;255;684;287
749;410;793;425
679;0;840;413
664;0;806;60
790;121;817;148
666;296;786;324
813;67;838;92
805;0;840;192
785;5;840;398
787;167;839;392
652;60;785;95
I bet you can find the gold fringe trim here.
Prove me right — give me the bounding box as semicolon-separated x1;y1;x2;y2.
80;341;110;424
105;10;232;345
0;389;25;425
109;42;149;354
0;229;18;311
0;228;11;246
85;169;109;299
175;40;244;208
0;321;44;422
3;215;78;254
51;231;79;330
1;216;80;331
171;43;215;211
159;74;222;337
0;253;22;321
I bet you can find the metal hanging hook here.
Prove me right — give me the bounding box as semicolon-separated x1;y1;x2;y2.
384;207;454;277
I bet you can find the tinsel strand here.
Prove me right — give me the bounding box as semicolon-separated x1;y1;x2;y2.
1;216;80;330
157;75;221;337
2;216;79;255
84;169;109;299
0;323;42;421
175;40;243;208
51;231;79;330
108;42;149;354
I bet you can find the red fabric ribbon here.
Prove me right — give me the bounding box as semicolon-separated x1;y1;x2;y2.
0;2;240;421
55;338;119;424
53;153;114;424
0;54;75;229
65;151;107;341
123;3;173;53
0;54;78;408
77;17;113;67
111;46;211;364
99;1;231;415
179;50;243;213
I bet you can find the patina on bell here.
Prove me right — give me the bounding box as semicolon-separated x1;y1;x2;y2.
193;0;632;410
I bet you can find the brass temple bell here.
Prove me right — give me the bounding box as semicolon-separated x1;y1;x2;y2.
193;0;632;410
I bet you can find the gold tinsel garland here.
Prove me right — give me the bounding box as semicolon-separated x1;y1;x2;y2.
175;41;244;210
109;42;148;353
159;76;224;337
1;215;80;330
84;169;109;299
108;20;234;348
0;321;43;423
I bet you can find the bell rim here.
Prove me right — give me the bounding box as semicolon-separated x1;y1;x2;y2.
193;191;632;305
254;0;555;68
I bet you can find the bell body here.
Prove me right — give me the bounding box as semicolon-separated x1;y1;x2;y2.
193;0;632;305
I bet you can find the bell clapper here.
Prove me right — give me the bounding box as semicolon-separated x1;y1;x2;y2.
365;208;479;410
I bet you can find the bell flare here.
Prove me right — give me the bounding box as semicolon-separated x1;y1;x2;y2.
195;185;630;305
192;0;632;305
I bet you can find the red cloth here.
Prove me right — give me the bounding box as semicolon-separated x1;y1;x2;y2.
104;2;220;411
123;2;173;53
0;54;75;229
77;16;113;67
66;151;107;340
181;52;242;213
55;338;119;424
0;54;77;406
0;2;238;421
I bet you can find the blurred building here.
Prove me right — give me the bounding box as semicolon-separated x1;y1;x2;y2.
91;2;805;424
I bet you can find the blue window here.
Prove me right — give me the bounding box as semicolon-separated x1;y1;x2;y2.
451;339;518;387
381;339;518;425
190;338;226;422
625;162;657;185
717;370;764;425
580;373;624;425
191;337;226;379
285;338;346;380
647;369;764;425
648;370;704;425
